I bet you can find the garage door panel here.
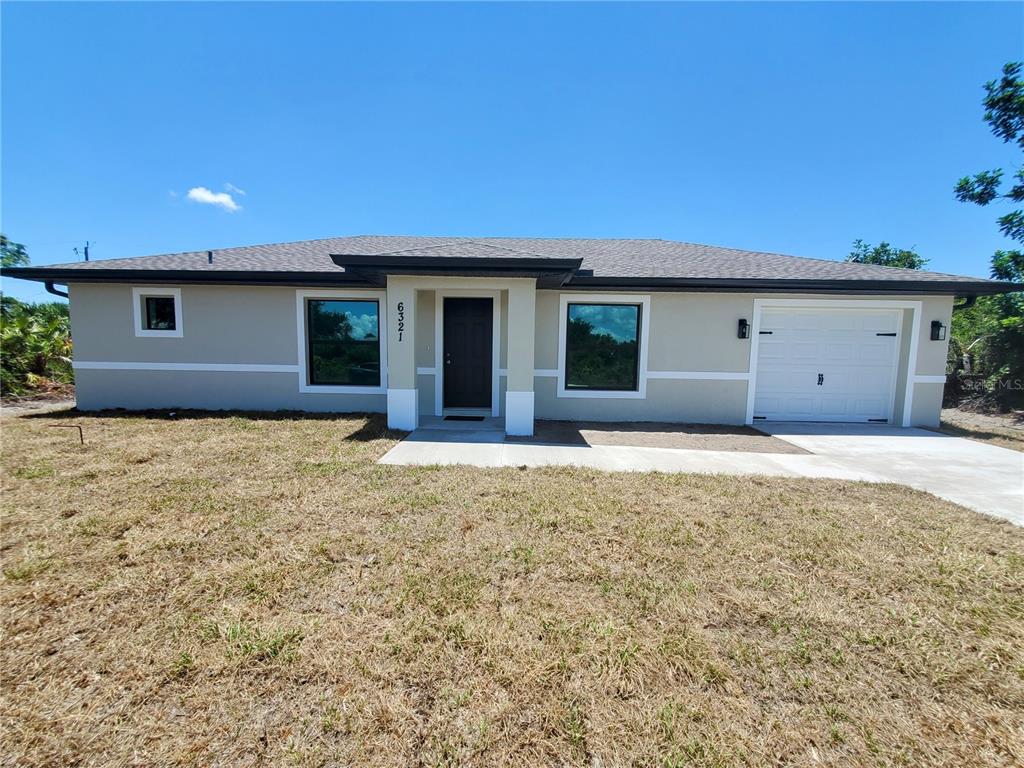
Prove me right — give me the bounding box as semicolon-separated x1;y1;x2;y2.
853;370;893;394
753;395;783;413
858;342;895;363
852;397;888;418
819;395;853;419
757;341;787;360
860;314;900;334
790;342;822;362
822;370;854;390
824;342;856;362
755;370;789;387
779;396;816;418
754;308;900;423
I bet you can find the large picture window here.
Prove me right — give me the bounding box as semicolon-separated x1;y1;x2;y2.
306;299;381;387
565;303;641;391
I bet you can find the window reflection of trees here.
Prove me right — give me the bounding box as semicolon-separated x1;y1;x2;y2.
566;304;640;391
307;300;380;386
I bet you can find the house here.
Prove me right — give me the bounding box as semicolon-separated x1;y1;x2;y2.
3;236;1018;436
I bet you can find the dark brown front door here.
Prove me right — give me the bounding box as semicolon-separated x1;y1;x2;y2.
443;297;492;409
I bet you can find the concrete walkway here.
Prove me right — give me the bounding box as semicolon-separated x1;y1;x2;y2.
379;421;1024;525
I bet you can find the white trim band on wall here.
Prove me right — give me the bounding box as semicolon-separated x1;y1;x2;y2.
73;361;300;373
422;367;748;381
495;369;559;378
647;371;752;381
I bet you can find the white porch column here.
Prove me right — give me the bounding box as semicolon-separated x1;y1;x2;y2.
505;280;536;436
386;277;418;431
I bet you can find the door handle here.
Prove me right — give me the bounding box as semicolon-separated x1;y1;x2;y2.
444;353;452;366
817;373;824;386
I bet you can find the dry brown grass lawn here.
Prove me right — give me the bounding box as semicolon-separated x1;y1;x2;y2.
939;408;1024;452
2;410;1023;767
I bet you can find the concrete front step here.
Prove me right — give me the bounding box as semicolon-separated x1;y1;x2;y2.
406;429;507;444
417;415;505;433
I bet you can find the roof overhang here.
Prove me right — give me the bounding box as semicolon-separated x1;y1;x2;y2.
564;275;1024;296
0;267;372;288
328;254;583;288
2;265;1019;296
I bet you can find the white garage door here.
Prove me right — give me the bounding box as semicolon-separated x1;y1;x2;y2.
753;307;901;423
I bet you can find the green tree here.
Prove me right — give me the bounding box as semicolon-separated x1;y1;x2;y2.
846;239;927;270
0;234;29;268
0;236;75;396
954;62;1024;243
0;234;29;330
952;62;1024;408
0;301;73;395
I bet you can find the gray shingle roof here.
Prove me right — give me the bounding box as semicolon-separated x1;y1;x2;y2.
4;235;1013;291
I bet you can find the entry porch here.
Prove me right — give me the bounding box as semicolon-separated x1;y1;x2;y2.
383;275;538;436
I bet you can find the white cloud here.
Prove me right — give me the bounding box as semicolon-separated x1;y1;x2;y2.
186;186;241;212
224;182;246;197
347;311;379;340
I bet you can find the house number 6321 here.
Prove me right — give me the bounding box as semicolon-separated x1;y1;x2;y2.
396;301;405;341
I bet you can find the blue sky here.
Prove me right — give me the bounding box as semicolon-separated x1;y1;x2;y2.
2;1;1022;302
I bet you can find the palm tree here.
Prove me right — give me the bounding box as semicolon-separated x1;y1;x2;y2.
0;302;73;395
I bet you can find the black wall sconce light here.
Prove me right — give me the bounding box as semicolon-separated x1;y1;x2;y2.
738;319;750;339
930;320;947;341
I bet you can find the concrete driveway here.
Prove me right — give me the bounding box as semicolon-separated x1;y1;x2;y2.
757;423;1023;525
379;422;1023;525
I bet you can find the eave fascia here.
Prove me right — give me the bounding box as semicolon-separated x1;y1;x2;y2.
563;276;1023;296
0;267;373;288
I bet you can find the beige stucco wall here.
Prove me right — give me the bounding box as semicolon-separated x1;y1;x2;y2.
73;369;387;413
415;290;435;368
537;290;953;373
536;290;754;372
910;383;945;428
913;295;954;376
68;283;387;413
534;290;953;425
534;377;749;423
67;281;953;426
70;283;303;364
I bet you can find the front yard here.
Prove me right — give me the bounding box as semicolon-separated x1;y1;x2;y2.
2;410;1022;767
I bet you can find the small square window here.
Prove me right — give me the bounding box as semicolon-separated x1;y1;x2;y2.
144;296;176;331
133;287;182;337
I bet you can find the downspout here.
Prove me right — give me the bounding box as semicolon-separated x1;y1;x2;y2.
44;281;69;299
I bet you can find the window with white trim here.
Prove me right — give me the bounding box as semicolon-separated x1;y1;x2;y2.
132;287;182;338
564;302;642;391
305;299;381;387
